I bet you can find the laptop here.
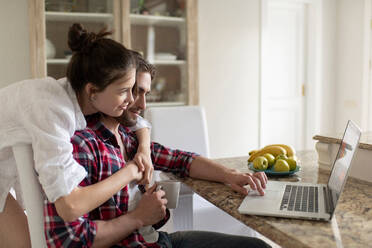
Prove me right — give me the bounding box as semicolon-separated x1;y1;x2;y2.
238;120;361;221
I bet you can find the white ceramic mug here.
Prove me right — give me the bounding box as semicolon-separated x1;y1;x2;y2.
156;180;181;209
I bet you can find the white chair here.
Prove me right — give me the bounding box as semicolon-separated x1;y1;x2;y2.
144;106;210;157
144;106;210;231
144;106;260;238
12;144;47;248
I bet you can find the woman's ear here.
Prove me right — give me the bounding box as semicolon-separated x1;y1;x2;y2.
85;83;99;101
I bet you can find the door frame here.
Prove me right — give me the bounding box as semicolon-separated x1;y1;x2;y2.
258;0;322;149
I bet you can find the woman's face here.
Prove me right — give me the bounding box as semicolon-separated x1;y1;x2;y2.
91;68;136;117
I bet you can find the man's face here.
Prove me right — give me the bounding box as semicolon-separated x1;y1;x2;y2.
119;71;152;126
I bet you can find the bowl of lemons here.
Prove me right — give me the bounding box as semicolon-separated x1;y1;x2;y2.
247;144;300;176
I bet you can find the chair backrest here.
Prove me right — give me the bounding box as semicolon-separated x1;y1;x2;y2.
12;144;47;248
145;106;210;231
144;106;210;157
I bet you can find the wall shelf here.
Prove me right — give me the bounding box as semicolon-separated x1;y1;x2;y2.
29;0;198;107
147;101;186;107
45;11;113;23
46;59;186;66
125;0;198;106
47;58;70;64
153;60;186;66
130;14;185;27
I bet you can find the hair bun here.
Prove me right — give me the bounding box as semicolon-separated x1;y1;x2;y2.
68;23;88;52
68;23;112;54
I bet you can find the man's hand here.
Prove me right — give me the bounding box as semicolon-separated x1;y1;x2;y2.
133;146;154;185
226;170;268;196
130;184;167;226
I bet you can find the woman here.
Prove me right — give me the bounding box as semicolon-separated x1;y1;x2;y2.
0;23;152;246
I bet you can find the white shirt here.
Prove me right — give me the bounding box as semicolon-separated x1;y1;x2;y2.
129;117;152;132
0;77;88;210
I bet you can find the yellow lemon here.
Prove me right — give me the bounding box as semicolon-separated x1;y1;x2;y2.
286;158;297;171
253;156;268;170
275;154;288;163
289;155;298;161
273;159;290;172
263;153;275;168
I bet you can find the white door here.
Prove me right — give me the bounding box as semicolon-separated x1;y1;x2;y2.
260;0;307;149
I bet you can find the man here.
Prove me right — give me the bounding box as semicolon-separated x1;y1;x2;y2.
120;55;267;196
43;55;270;248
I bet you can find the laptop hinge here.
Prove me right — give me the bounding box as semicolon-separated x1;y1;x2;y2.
323;186;332;214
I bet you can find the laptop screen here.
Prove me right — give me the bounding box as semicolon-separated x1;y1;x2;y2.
327;120;361;216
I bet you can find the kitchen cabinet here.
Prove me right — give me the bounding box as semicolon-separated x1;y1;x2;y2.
28;0;198;106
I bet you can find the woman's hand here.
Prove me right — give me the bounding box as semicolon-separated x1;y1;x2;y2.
125;161;144;182
133;146;154;185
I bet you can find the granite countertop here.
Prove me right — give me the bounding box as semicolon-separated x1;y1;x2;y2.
313;131;372;150
179;151;372;248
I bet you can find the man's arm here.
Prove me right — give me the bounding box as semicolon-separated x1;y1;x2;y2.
92;213;142;248
189;156;268;195
149;142;267;195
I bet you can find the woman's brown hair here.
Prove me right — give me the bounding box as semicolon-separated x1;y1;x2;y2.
66;23;136;93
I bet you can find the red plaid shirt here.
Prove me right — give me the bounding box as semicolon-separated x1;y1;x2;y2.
44;114;198;247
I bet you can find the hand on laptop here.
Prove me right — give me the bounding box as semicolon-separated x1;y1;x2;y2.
227;170;267;196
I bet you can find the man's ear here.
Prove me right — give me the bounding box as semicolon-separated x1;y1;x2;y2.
85;83;99;101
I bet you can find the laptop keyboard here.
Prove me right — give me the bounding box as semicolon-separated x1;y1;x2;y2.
280;185;318;213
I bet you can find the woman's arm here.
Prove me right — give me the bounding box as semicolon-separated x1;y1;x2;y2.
134;127;154;185
55;162;142;222
123;115;153;185
48;185;165;248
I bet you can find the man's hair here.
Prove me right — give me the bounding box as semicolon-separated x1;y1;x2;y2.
132;51;156;80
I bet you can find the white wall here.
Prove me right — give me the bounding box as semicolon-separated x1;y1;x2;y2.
198;0;371;158
0;1;31;89
293;0;370;136
319;0;337;134
334;0;370;132
198;0;260;158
